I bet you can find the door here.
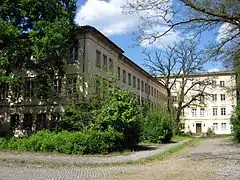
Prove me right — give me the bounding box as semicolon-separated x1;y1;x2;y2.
196;123;202;134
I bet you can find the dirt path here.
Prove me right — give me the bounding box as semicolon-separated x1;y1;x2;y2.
111;138;240;180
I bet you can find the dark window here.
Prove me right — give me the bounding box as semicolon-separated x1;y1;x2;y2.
133;76;136;88
103;54;107;70
10;114;20;130
137;78;140;90
96;50;101;67
123;70;126;83
109;58;113;71
118;67;121;80
69;46;78;63
95;79;101;93
128;73;131;85
0;83;8;100
141;81;144;92
67;77;77;95
12;84;21;99
36;113;47;131
220;81;225;87
212;80;217;87
23;114;33;131
25;78;34;98
220;94;226;101
51;114;60;130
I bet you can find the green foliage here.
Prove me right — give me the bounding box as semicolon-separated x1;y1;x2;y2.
59;96;103;131
231;104;240;142
141;108;173;143
96;87;143;148
0;0;77;100
0;130;123;154
206;127;215;137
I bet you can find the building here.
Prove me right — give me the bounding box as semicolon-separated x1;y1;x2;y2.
0;26;168;135
169;71;237;135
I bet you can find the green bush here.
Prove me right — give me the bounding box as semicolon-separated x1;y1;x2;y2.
231;104;240;142
96;87;143;148
0;121;13;137
141;108;173;143
0;130;123;154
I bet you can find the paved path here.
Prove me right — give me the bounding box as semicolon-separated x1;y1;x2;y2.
0;140;188;165
0;138;240;180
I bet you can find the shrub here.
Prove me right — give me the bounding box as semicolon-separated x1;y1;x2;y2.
141;108;173;143
231;104;240;142
0;121;13;138
59;96;103;131
96;87;143;148
0;130;123;154
206;127;215;137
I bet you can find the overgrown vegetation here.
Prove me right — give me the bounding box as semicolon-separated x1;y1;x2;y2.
0;87;175;154
231;104;240;142
140;108;173;143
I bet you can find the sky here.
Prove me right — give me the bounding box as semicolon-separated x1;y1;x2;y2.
76;0;225;73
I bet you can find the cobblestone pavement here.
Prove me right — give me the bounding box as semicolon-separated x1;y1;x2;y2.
111;138;240;180
0;138;240;180
0;140;187;165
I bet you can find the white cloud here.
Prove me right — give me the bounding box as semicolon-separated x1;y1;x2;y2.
217;23;239;43
75;0;181;47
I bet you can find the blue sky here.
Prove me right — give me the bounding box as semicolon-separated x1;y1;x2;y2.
76;0;224;72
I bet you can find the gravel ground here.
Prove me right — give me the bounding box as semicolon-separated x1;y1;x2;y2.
0;138;239;180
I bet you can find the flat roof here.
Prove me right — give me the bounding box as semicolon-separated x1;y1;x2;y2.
158;71;236;79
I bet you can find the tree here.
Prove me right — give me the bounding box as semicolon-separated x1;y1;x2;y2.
0;0;77;129
124;0;240;62
145;39;212;129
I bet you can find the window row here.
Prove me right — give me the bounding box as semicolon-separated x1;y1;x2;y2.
117;67;164;99
213;123;227;131
0;76;78;100
10;113;60;131
96;50;113;71
191;107;226;117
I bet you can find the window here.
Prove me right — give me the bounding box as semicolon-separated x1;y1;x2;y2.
192;108;197;117
137;78;140;90
145;83;148;93
172;96;177;102
50;114;60;130
181;109;185;116
148;85;150;95
25;78;34;98
12;84;21;99
212;80;217;87
213;107;218;116
10;114;20;130
103;54;107;70
157;90;159;99
122;70;126;83
23;114;33;131
220;94;225;101
128;73;131;85
220;81;225;87
200;108;205;116
212;94;217;101
67;76;77;95
221;123;227;130
199;95;205;102
109;58;113;71
154;89;156;97
95;79;101;93
0;83;8;100
172;83;176;90
69;46;78;63
133;76;136;88
53;77;61;95
141;81;144;92
213;123;218;130
118;67;121;80
221;107;226;115
36;113;47;131
151;87;153;96
96;50;101;67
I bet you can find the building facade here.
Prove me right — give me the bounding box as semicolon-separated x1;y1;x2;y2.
0;26;168;135
169;72;237;135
